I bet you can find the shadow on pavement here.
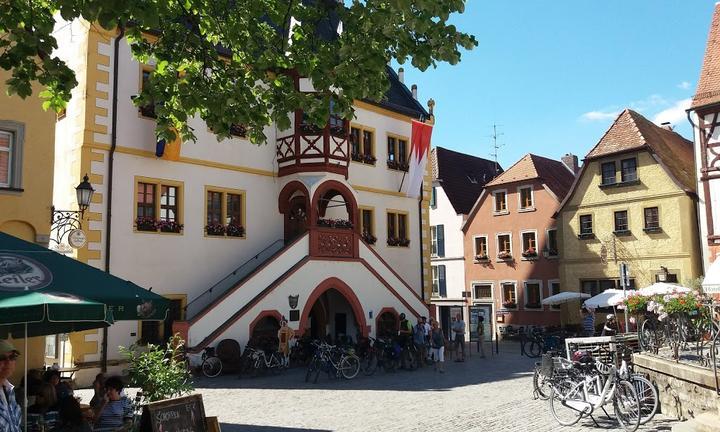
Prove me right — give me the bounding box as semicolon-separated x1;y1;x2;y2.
195;341;538;392
576;414;677;431
220;424;331;432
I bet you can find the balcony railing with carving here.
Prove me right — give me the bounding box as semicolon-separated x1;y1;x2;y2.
276;121;350;177
309;227;359;259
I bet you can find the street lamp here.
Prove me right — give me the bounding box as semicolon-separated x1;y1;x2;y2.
657;266;669;282
50;174;95;246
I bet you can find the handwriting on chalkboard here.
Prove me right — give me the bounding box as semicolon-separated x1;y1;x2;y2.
141;394;207;432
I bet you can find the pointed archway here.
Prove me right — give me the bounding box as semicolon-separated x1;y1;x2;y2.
299;277;368;343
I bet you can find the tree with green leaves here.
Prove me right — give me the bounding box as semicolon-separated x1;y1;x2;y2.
1;0;476;143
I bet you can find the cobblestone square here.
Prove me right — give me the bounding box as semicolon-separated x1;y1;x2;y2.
189;343;680;432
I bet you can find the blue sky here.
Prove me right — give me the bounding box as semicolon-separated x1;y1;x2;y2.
400;1;717;169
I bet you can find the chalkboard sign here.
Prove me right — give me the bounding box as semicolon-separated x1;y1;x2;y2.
141;394;207;432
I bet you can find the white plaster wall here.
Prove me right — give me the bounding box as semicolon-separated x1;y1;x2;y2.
212;259;428;345
429;185;467;299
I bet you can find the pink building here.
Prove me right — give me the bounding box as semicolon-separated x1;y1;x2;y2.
462;154;575;335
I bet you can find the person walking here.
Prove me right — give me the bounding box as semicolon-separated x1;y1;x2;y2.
476;315;486;358
430;321;446;373
582;307;595;337
413;320;426;367
0;340;21;432
452;313;466;362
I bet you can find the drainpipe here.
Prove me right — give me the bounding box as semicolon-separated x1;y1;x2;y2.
101;24;125;372
418;194;425;303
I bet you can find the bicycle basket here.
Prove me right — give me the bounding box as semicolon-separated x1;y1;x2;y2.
540;353;554;377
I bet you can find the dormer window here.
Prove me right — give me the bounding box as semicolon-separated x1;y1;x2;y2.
621;158;637;182
493;190;508;214
601;162;616;185
518;186;534;210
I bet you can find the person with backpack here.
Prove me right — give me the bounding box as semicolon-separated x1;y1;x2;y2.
413;320;427;367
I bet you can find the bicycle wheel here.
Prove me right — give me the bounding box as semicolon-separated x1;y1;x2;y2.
549;380;588;426
533;365;551;400
201;356;222;378
305;358;318;383
527;340;542;358
361;352;377;376
630;374;658;425
640;320;660;353
340;355;360;379
269;353;283;374
614;379;641;432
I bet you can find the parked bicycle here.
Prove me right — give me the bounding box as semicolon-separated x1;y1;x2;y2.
305;340;360;382
201;346;223;378
245;346;284;375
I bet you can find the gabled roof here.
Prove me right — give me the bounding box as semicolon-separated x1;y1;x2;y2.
431;147;500;215
363;67;430;119
485;153;575;201
692;3;720;110
557;109;696;213
584;109;695;192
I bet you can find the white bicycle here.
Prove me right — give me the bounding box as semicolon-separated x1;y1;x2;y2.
549;358;641;432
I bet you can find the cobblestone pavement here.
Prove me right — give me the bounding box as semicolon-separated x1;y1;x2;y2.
183;342;681;432
74;343;681;431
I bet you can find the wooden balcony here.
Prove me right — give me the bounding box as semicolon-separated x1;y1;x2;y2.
276;122;350;177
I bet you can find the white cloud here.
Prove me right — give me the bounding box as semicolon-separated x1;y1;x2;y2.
629;94;668;113
580;110;621;122
677;81;692;90
652;98;692;126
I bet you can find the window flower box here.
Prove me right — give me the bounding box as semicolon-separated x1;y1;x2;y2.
497;251;512;260
387;237;410;247
226;223;245;237
474;254;489;262
157;220;183;233
362;154;377;164
135;217;158;232
502;301;517;309
205;223;226;236
525;302;542;309
317;218;353;229
386;160;409;172
362;232;377;245
521;248;538;258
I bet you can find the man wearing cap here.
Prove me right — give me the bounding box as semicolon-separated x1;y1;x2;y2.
0;340;21;432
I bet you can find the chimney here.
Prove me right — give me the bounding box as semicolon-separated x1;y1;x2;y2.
660;122;674;131
398;67;405;84
411;84;418;100
561;153;579;174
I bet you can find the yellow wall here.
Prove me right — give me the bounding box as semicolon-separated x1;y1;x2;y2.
558;151;701;323
0;68;57;384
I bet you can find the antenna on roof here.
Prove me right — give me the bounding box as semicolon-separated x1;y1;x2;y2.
489;124;504;175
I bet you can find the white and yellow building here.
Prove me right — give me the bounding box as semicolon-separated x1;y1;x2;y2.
52;20;433;381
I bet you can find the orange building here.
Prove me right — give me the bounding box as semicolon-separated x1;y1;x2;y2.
462;154;575;335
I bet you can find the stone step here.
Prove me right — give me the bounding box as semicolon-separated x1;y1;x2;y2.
671;413;720;432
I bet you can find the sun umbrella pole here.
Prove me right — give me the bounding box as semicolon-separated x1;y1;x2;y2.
24;322;27;432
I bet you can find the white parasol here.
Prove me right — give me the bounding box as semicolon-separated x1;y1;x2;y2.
542;291;590;306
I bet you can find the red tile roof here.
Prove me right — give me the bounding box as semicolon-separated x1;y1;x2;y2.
692;3;720;109
485;153;575;201
584;109;695;192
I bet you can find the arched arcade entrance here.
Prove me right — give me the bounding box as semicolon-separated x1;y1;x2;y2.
300;278;368;344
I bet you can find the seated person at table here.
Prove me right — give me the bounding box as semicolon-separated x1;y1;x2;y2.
43;369;73;402
27;383;60;432
89;373;106;410
54;396;93;432
94;376;133;430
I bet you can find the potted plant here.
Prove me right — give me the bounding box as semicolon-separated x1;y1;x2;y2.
226;223;245;237
398;238;410;247
351;152;364;162
205;223;226;236
317;218;353;229
362;154;377;164
362;232;377;245
521;247;537;258
497;251;512;260
502;301;517;309
157;220;183;233
474;254;489;262
135;217;158;232
387;236;400;246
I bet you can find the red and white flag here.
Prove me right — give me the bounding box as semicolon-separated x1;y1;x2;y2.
402;120;433;198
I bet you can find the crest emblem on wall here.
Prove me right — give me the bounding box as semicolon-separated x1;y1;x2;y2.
288;295;299;310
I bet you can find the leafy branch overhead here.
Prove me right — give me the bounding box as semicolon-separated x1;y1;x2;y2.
0;0;476;143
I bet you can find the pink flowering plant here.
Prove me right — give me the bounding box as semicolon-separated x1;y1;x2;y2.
622;292;650;314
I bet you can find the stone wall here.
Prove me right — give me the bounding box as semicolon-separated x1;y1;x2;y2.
633;353;720;420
